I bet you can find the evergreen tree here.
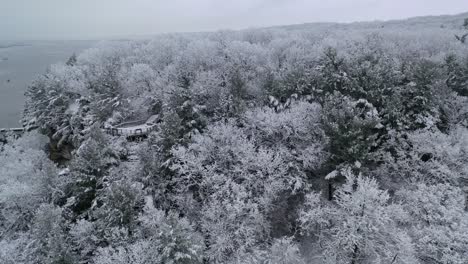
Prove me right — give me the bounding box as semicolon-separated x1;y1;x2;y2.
28;204;73;264
66;125;117;217
66;53;77;67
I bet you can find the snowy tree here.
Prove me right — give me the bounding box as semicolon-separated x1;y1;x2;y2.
383;60;442;131
243;101;327;170
69;219;98;262
66;53;77;67
322;93;382;167
445;54;468;96
344;34;403;108
316;47;352;98
28;204;73;264
172;121;306;261
23;63;88;150
0;132;61;235
137;104;205;210
321;93;383;199
93;179;144;236
406;125;468;184
94;240;158;264
300;173;416;264
94;207;204;264
66;125;118;216
231;237;305;264
397;183;468;263
455;18;468;43
139;207;205;264
0;235;30;264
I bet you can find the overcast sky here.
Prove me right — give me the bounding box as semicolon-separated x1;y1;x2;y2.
2;0;468;40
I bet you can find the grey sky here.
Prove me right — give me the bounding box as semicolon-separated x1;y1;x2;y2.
2;0;468;40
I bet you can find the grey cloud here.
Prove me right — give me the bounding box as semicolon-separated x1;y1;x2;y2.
1;0;468;40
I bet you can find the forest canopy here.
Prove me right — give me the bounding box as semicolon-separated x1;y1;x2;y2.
1;13;468;264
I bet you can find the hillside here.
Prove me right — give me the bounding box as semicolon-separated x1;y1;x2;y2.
1;11;468;264
269;11;468;31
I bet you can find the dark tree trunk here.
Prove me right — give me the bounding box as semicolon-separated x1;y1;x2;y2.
328;181;334;201
351;244;359;264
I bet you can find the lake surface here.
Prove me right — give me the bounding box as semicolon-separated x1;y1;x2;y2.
0;41;95;127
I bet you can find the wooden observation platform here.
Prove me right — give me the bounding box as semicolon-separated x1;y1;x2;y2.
104;115;159;139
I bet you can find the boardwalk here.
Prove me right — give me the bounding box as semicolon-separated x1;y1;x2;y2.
1;115;159;141
0;127;26;133
0;127;27;139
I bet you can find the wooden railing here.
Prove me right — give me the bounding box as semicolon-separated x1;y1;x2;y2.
105;124;158;137
0;125;39;134
0;128;27;140
0;128;26;133
104;115;160;138
114;119;147;128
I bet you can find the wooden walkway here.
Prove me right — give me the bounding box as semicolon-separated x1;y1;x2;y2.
0;127;26;133
1;115;159;140
0;127;27;138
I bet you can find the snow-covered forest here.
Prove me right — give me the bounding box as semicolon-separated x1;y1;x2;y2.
2;13;468;264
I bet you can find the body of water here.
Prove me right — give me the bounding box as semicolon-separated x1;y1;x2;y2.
0;41;94;128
